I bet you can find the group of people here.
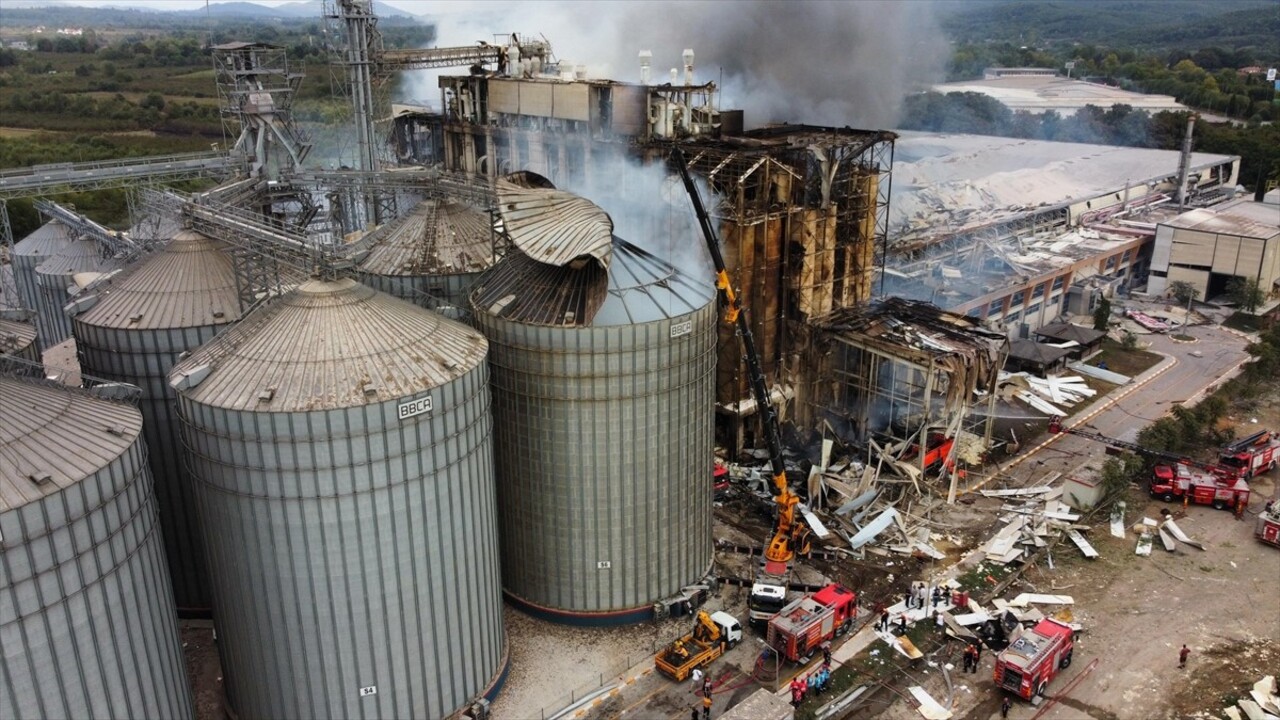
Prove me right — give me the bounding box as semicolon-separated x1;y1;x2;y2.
961;642;984;673
689;669;713;720
904;581;952;610
788;642;835;707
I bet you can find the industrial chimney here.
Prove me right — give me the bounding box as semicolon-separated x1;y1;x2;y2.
683;48;694;85
639;50;652;84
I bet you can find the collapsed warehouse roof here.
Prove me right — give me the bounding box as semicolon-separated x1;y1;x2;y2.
804;298;1009;500
817;298;1008;412
889;131;1238;251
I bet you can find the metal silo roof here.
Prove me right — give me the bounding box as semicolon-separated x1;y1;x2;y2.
496;180;613;269
472;237;713;327
171;277;488;411
0;316;36;356
13;219;72;258
358;198;496;276
35;237;115;279
0;377;143;512
76;230;238;330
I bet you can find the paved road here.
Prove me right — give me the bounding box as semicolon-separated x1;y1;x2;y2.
1003;322;1253;485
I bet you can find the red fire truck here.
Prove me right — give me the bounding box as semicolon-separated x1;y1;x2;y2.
1219;430;1279;479
993;618;1076;700
1150;463;1250;510
766;583;857;663
1257;502;1280;549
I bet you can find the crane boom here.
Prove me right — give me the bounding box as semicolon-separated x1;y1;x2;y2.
1047;416;1231;477
673;148;805;566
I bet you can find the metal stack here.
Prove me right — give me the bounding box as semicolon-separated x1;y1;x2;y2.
0;376;193;720
69;229;240;615
34;237;115;348
471;237;717;624
170;278;506;719
355;197;498;314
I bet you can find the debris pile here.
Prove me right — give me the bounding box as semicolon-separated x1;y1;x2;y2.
976;479;1100;563
1220;675;1280;720
997;372;1096;417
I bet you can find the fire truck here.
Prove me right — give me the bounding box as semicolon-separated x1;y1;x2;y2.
1150;463;1250;509
1257;501;1280;548
766;583;857;663
993;618;1076;700
1218;430;1279;479
1048;417;1250;510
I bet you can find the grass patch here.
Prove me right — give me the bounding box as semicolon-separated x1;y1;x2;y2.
953;561;1014;592
1224;312;1263;333
1087;338;1164;377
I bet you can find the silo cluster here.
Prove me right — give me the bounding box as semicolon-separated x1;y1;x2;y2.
471;179;717;623
69;229;240;614
169;277;507;719
357;197;497;312
0;376;193;720
11;219;72;349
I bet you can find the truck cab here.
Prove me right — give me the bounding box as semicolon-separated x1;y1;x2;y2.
748;582;788;627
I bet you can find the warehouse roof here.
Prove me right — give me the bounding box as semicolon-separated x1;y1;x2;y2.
890;132;1236;246
931;76;1185;115
1159;199;1280;240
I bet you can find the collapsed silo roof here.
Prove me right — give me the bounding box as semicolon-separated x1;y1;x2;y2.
74;229;238;330
170;277;487;411
358;198;495;276
496;179;613;269
36;237;116;281
0;377;142;512
471;237;713;327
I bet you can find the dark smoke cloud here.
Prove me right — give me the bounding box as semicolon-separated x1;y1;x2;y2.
411;0;950;129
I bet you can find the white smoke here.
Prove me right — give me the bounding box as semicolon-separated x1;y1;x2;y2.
398;0;948;129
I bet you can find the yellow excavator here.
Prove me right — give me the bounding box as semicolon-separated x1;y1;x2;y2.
673;149;811;626
655;610;744;681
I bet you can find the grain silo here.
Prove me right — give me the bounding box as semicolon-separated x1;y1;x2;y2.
470;180;717;623
0;376;193;720
34;237;114;348
11;220;72;344
356;197;497;313
0;314;39;368
169;277;506;719
68;229;239;615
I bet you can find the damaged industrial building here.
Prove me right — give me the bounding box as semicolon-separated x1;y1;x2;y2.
2;1;1269;718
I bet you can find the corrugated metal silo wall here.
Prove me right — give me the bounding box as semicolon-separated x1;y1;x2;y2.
72;320;219;613
11;252;45;321
34;272;74;348
476;303;717;616
176;362;505;719
357;270;480;313
0;426;194;719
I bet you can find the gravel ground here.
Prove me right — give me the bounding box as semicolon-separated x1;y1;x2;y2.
490;604;689;720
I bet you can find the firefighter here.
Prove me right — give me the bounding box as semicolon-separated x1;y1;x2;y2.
1235;495;1246;520
702;693;712;720
1001;696;1013;718
1179;644;1191;669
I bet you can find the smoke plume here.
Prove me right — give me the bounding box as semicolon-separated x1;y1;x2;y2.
400;0;949;129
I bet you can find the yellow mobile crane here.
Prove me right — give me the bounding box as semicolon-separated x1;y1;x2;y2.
673;149;811;625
